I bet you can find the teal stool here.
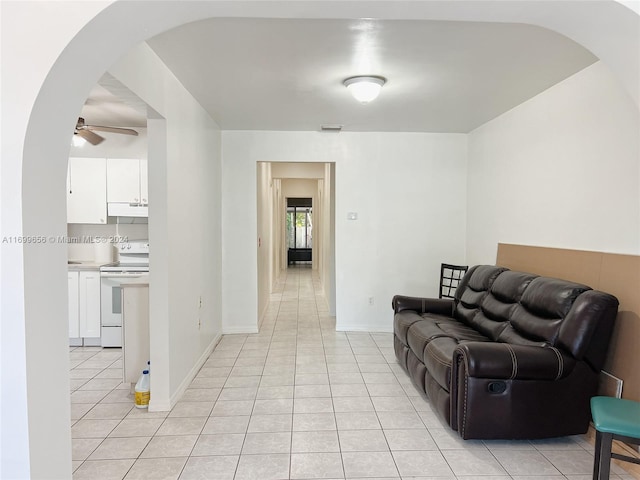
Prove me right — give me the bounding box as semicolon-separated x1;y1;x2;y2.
591;396;640;479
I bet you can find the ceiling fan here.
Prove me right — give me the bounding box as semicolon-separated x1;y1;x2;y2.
74;117;138;145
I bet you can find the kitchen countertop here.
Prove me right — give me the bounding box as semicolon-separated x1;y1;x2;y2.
67;261;115;271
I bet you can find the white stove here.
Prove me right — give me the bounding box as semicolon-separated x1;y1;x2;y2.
100;240;149;347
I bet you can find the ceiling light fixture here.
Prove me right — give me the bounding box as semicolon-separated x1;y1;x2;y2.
72;133;86;147
343;75;386;103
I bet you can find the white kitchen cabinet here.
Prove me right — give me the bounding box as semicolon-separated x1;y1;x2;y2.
107;158;148;205
68;270;101;345
79;271;101;338
68;272;80;339
67;157;107;224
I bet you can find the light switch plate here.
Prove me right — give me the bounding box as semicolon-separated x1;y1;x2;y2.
347;212;358;220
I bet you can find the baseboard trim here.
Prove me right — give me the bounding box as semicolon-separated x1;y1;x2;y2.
158;333;222;411
222;326;259;334
335;324;393;333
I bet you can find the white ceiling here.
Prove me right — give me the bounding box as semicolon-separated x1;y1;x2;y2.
86;17;597;134
81;84;147;128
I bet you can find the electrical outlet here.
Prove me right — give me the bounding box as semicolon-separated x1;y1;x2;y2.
199;296;203;309
198;318;201;329
368;296;374;306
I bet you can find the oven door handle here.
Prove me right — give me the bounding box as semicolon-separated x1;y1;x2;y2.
100;273;148;278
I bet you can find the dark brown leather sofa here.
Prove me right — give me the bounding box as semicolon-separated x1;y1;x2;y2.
393;265;619;440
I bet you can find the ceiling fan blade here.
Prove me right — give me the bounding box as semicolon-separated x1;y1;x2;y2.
87;125;138;136
76;128;104;145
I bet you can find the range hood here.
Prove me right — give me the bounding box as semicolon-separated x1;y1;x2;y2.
107;202;148;218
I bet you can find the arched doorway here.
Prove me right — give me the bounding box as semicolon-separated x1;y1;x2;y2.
5;2;638;478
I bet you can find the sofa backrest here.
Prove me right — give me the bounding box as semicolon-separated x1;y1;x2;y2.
470;270;537;341
453;265;507;324
500;277;591;345
454;265;619;371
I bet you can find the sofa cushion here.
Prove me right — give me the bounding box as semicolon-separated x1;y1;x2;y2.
407;319;489;391
454;265;507;325
468;271;537;340
509;277;590;344
521;277;590;318
394;310;424;346
406;315;458;357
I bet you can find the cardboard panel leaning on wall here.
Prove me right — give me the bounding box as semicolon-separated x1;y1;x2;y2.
598;254;640;402
496;243;640;403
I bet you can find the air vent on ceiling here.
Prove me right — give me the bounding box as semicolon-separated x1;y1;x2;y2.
320;124;343;132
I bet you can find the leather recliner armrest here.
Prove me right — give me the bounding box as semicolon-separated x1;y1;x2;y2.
453;342;576;381
391;295;454;315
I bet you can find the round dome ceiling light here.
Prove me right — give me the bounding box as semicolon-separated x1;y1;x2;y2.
343;75;386;103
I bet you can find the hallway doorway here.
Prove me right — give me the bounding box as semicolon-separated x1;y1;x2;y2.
256;162;335;327
286;198;313;266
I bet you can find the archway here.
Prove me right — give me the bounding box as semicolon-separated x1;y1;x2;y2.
4;2;638;478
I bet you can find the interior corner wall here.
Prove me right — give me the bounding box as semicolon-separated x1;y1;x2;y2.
108;42;223;407
466;61;640;265
221;131;467;333
256;162;272;323
322;163;336;315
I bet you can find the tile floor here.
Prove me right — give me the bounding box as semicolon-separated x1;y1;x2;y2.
70;266;636;479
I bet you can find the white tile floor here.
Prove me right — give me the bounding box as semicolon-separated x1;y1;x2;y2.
70;266;636;479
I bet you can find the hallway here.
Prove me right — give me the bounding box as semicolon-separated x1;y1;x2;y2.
70;266;633;479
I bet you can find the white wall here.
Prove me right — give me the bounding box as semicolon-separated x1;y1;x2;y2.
467;61;640;264
108;43;223;408
221;131;467;333
1;3;114;477
272;162;326;178
281;178;318;198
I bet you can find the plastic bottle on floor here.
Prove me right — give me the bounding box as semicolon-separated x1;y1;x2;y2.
134;369;150;409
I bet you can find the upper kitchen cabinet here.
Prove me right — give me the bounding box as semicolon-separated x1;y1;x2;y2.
107;158;148;205
67;157;107;224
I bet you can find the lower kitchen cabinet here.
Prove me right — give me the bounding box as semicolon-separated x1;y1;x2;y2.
68;272;80;339
69;270;101;346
